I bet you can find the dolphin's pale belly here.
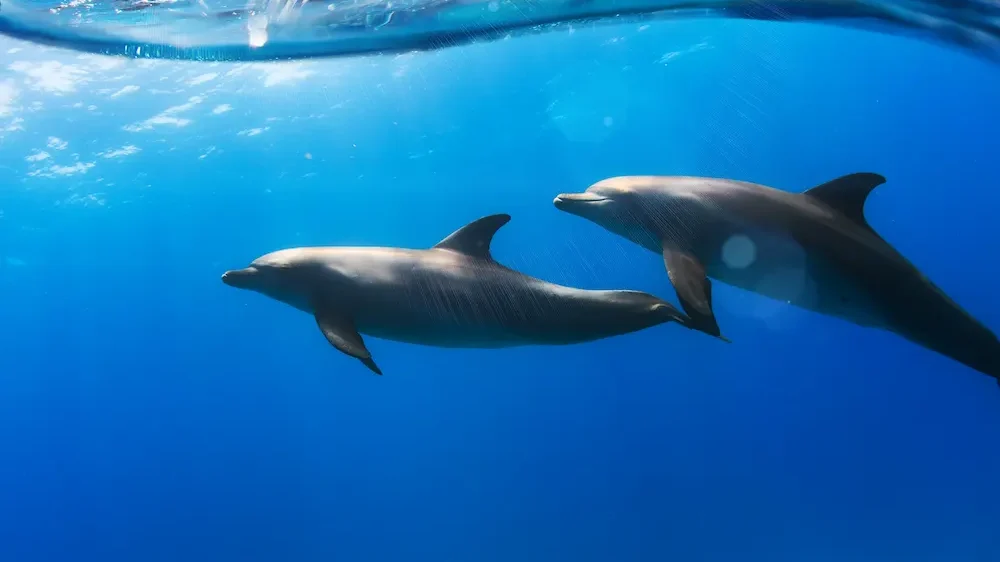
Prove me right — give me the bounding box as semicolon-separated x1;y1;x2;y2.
702;228;888;329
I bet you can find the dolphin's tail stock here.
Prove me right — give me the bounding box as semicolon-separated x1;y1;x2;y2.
984;343;1000;388
932;328;1000;388
935;335;1000;388
895;284;1000;387
956;328;1000;387
981;349;1000;389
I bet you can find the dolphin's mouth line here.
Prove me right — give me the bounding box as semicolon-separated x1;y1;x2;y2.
554;193;609;206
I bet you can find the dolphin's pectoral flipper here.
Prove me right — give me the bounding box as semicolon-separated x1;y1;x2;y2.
662;247;722;338
314;310;383;375
432;213;512;260
803;172;886;230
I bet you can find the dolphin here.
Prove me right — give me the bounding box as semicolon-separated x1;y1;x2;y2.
221;213;722;375
554;173;1000;383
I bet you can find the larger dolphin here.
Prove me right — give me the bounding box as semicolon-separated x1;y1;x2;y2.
554;173;1000;383
222;213;721;375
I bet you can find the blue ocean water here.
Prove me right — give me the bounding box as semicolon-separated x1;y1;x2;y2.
1;16;999;562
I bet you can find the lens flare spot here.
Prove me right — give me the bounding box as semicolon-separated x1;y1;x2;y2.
722;234;756;269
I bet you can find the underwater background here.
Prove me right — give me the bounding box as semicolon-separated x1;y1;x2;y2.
1;13;1000;562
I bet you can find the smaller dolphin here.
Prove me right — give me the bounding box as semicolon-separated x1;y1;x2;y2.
222;214;723;375
554;173;1000;383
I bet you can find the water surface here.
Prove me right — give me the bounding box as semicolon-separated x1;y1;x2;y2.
1;0;999;61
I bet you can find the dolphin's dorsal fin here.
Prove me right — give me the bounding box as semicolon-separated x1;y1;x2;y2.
803;173;886;228
432;214;511;260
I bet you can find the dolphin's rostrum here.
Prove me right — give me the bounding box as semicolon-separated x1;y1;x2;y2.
222;214;725;375
555;173;1000;383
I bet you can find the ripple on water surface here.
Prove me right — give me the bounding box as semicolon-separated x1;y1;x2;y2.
0;0;998;61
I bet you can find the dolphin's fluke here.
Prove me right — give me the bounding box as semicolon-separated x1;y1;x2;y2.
433;213;511;260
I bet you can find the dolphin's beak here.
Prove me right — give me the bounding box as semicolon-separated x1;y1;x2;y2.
221;267;257;288
553;192;608;210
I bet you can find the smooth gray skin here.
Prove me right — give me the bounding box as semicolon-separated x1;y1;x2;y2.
221;214;717;375
554;173;1000;383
